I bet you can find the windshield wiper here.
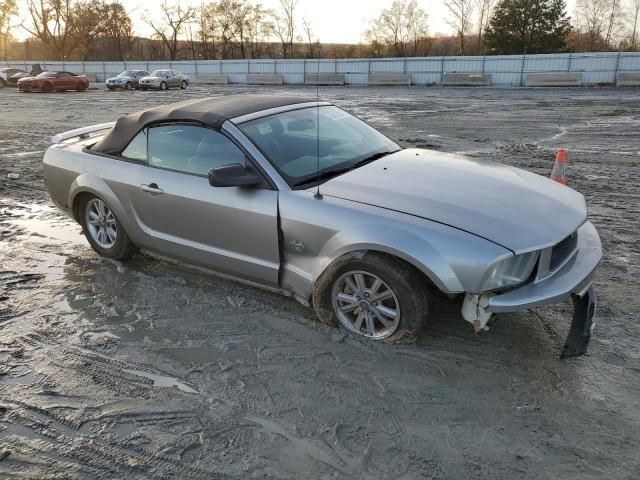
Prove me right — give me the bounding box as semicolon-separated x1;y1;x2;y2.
292;166;354;188
352;149;399;168
292;149;400;188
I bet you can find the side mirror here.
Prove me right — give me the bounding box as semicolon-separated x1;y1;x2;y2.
209;163;261;188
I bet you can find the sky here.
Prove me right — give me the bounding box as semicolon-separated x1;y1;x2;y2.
13;0;578;44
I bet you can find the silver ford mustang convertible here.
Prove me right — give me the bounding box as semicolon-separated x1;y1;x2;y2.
43;95;601;357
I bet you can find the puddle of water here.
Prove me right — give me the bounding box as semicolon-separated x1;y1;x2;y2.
10;218;85;245
122;368;199;394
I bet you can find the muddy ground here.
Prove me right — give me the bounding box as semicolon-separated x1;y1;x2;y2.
0;85;639;479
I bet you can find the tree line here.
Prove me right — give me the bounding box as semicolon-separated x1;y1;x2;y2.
0;0;639;62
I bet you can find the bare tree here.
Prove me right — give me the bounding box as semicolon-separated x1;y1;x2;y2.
302;18;317;58
0;0;17;61
631;0;640;50
144;1;196;61
273;0;298;58
245;3;273;58
575;0;618;50
24;0;77;60
365;0;429;57
604;0;622;46
406;0;429;55
444;0;474;54
475;0;495;52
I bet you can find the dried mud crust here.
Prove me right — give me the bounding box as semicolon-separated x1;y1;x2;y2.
0;86;639;479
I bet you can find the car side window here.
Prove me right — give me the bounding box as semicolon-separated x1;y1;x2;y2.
146;124;246;176
121;129;148;161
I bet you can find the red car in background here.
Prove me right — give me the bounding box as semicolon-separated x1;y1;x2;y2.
18;71;90;93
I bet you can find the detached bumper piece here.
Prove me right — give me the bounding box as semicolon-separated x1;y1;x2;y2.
561;286;596;359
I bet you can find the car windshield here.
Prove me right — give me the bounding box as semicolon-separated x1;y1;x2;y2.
118;71;136;77
150;70;168;77
238;106;400;188
36;72;56;78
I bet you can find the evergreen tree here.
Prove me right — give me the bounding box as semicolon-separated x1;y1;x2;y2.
485;0;571;54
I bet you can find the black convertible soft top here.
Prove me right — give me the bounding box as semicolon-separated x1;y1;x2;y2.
91;94;318;155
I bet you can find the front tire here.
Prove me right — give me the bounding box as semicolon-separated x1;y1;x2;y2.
43;82;53;93
160;81;167;91
79;195;136;261
0;79;4;88
125;81;132;90
180;80;187;89
313;252;429;343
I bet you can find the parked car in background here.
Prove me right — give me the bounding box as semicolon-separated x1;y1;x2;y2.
0;67;26;88
18;71;90;93
7;71;30;86
106;70;150;90
41;95;601;358
139;70;189;91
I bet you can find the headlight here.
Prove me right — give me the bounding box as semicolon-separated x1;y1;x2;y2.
481;251;539;290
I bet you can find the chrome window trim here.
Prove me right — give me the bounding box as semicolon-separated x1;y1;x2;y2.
230;101;332;125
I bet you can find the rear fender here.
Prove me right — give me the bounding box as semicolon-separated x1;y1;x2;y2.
69;174;136;238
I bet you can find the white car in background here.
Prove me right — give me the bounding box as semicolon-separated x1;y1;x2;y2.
139;70;189;91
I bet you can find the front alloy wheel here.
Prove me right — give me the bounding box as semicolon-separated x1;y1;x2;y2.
313;251;429;343
332;270;400;339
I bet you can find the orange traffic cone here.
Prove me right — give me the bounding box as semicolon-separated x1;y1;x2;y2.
551;149;568;185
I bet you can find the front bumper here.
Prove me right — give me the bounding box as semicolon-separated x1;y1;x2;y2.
487;221;601;313
486;221;601;358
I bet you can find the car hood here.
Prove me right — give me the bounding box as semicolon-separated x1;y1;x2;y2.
17;76;40;82
319;149;587;253
140;76;162;81
107;76;133;81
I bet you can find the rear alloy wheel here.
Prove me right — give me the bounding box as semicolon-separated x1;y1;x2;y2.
160;81;168;91
313;252;429;343
180;80;187;89
79;196;136;261
125;81;132;90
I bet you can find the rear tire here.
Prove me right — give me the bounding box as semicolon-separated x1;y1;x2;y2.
313;252;429;343
79;195;136;261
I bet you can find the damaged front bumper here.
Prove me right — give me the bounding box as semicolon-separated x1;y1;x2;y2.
468;221;602;358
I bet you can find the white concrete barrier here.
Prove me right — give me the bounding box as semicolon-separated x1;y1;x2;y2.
83;73;97;82
616;72;640;87
304;74;345;86
247;74;284;85
196;74;229;85
368;74;412;86
525;73;583;87
442;73;492;86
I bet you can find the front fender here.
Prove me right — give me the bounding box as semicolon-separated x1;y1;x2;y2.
279;191;511;300
315;225;463;293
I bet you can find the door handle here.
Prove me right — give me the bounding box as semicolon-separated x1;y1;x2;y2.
140;183;163;195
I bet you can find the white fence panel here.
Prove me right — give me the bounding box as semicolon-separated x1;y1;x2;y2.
2;52;639;86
